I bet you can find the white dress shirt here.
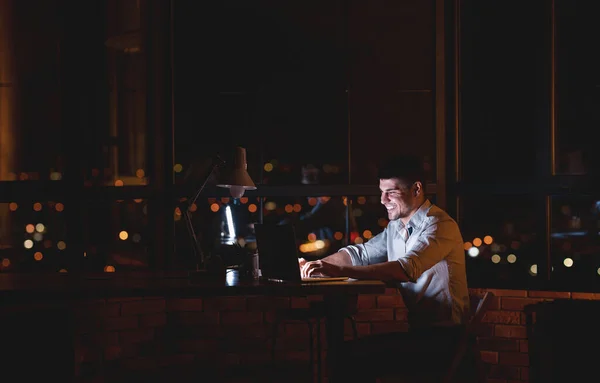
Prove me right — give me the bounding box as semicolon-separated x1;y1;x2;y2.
341;200;470;328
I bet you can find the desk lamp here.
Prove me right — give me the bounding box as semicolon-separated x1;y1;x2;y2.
216;146;257;198
185;146;256;275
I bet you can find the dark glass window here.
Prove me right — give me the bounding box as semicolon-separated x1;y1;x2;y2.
82;199;150;273
0;201;67;273
459;195;541;289
0;0;64;182
551;195;600;290
173;0;349;187
84;0;148;187
554;0;600;175
459;0;551;182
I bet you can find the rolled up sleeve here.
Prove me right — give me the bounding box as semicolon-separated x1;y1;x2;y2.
396;218;460;282
341;229;389;266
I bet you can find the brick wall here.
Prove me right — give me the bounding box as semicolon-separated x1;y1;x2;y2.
7;288;597;382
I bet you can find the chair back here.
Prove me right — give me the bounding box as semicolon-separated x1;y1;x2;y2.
378;291;495;383
442;291;494;383
468;291;494;329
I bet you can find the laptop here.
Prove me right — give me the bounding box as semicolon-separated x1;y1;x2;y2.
254;223;349;283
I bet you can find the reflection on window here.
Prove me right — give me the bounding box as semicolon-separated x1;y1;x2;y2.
459;196;540;288
551;196;600;289
0;0;63;181
82;199;149;272
84;0;147;186
0;201;67;272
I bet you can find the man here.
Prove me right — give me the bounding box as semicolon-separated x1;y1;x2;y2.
300;154;469;381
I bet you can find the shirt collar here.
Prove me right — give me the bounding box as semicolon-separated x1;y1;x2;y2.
400;199;432;232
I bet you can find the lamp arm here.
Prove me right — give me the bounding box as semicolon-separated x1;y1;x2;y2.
188;155;225;207
184;156;225;271
185;209;204;271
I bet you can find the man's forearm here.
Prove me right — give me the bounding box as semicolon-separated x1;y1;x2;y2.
321;250;353;266
342;261;410;282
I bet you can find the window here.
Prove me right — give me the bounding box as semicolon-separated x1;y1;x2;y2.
0;0;64;183
0;0;162;273
459;195;541;289
9;0;599;294
551;195;600;290
456;0;600;291
0;201;67;272
554;0;600;175
171;0;439;270
82;199;150;272
2;0;444;279
458;0;550;182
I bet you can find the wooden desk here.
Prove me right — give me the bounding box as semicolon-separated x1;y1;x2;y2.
0;271;386;382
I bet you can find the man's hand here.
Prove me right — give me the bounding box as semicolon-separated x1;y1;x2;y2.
298;257;307;270
300;259;345;278
298;257;322;277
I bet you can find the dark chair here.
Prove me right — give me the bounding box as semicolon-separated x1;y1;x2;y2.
441;291;493;383
271;298;359;383
526;299;600;383
378;291;494;383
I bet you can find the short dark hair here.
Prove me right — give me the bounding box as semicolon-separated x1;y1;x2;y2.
377;155;425;188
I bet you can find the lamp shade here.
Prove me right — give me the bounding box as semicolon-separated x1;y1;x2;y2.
217;147;257;198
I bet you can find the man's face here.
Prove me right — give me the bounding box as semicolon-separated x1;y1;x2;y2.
379;178;419;222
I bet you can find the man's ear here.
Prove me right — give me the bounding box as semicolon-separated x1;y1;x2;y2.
414;181;423;196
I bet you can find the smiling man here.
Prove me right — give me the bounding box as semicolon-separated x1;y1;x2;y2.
300;154;470;381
